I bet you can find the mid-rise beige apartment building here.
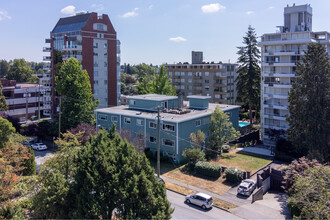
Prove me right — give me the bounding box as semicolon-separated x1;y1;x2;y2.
165;52;237;104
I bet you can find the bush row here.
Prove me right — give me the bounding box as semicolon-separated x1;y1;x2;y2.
195;161;222;178
225;167;244;183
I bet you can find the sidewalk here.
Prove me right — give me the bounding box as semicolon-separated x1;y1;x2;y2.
161;175;251;207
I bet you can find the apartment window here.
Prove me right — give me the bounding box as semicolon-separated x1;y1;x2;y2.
104;62;108;67
163;124;175;132
163;139;175;147
181;72;185;76
188;72;192;76
204;86;209;90
196;120;201;127
111;116;118;122
150;136;156;143
149;121;157;129
180;85;185;89
104;80;108;85
94;90;98;96
168;72;172;76
94;80;98;85
104;43;107;49
93;52;98;57
205;80;209;83
180;78;185;83
129;100;136;105
205;72;209;77
98;114;108;121
94;62;98;67
124;117;131;124
93;42;98;48
188;79;192;83
136;119;143;126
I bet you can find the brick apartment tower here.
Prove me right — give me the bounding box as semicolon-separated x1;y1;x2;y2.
43;12;120;117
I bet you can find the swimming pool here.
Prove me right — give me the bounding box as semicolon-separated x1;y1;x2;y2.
239;122;250;127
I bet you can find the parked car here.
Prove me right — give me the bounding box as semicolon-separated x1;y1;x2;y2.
237;179;256;196
185;193;213;209
31;143;48;151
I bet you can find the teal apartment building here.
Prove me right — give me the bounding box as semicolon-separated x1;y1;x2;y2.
95;94;240;162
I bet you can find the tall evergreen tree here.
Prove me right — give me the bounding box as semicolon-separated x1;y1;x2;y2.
0;81;8;111
0;60;9;78
236;25;261;123
209;106;240;153
287;43;330;162
55;58;97;131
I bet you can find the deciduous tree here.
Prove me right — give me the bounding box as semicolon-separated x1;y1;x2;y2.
0;117;15;148
209;106;240;153
190;130;206;149
6;59;34;83
287;43;330;162
55;58;97;131
236;25;261;124
149;65;176;95
0;81;8;111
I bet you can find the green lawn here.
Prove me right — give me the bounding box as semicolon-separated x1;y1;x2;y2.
213;150;271;173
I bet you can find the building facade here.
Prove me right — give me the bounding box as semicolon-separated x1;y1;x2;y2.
95;94;240;162
165;51;237;105
259;4;330;146
1;79;47;121
43;12;120;117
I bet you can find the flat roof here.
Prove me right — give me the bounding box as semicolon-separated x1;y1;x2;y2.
3;83;40;89
187;95;211;100
127;94;178;101
95;103;240;123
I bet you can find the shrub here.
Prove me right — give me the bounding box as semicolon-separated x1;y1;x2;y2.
222;145;230;153
182;148;205;170
22;146;36;176
0;202;25;219
225;167;243;183
195;161;222;178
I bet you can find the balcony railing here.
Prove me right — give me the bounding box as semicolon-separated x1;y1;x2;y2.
43;56;51;61
62;45;82;51
43;47;51;52
62;55;82;60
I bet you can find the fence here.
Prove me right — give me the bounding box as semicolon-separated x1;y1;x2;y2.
252;187;264;203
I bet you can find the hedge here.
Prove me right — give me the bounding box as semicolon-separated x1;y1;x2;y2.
195;161;222;178
225;167;243;183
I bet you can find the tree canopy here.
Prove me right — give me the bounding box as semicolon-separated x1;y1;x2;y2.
0;117;15;148
0;81;8;111
0;60;9;78
287;43;330;162
55;58;97;131
32;128;173;219
209;106;240;153
6;59;36;83
235;25;261;123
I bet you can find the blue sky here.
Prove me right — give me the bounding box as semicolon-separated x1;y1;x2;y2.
1;0;330;65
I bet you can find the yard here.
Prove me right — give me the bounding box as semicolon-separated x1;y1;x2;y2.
160;149;271;197
211;149;272;173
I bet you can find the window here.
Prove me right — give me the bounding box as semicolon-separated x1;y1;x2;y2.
111;116;118;122
94;71;99;77
136;119;143;126
93;42;98;48
104;62;108;67
168;72;172;76
181;72;185;76
104;43;107;49
163;139;175;146
150;136;156;143
205;72;209;77
188;79;192;83
163;124;175;131
93;52;98;57
98;114;108;121
149;121;157;129
94;80;98;85
188;72;192;76
196;120;201;127
104;53;107;58
204;86;209;90
205;80;209;83
124;117;131;124
129;100;136;105
94;90;98;96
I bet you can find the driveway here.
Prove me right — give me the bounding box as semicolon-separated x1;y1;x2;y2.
167;190;243;219
33;148;55;168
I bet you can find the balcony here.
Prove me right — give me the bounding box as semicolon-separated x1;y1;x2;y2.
262;62;295;67
193;91;201;95
43;65;51;71
43;47;51;52
213;76;226;80
172;82;180;86
214;84;226;87
62;55;82;61
263;113;287;121
193;76;202;79
173;75;181;79
262;72;296;77
43;56;51;61
264;93;288;99
214;98;226;103
263;123;289;130
193;83;202;87
264;82;292;88
214;91;226;95
263;102;288;110
45;38;51;43
62;45;82;51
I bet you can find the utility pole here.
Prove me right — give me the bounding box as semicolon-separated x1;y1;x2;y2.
24;90;30;123
155;106;162;178
58;96;61;138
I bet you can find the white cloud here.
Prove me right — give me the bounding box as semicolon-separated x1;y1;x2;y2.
0;9;11;21
246;11;254;15
201;3;226;14
121;8;139;18
61;5;76;15
169;36;187;42
91;3;104;12
268;6;275;10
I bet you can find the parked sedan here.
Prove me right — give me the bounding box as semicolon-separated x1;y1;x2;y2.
31;143;48;151
185;193;213;209
237;179;256;196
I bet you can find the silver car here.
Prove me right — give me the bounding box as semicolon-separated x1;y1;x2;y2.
31;143;48;151
185;193;213;209
237;179;256;196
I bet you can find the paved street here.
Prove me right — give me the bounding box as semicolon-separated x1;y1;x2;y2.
167;190;243;220
33;149;55;168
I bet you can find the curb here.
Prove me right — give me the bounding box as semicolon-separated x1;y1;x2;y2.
166;188;232;213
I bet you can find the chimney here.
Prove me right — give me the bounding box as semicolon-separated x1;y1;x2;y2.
178;92;184;109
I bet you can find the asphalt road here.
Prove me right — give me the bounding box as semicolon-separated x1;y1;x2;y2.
167;190;243;220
